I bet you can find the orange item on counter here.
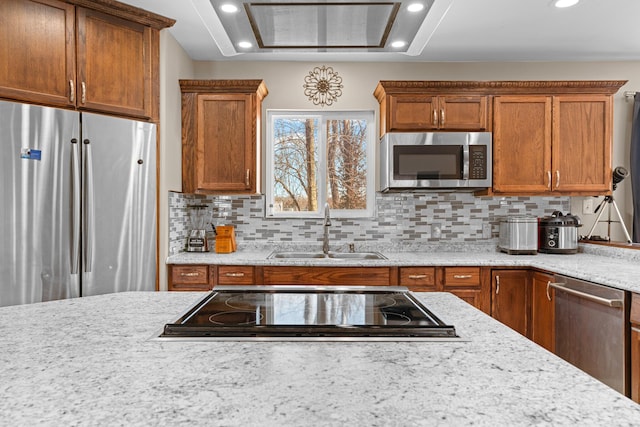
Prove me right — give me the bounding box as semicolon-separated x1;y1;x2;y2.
215;225;237;253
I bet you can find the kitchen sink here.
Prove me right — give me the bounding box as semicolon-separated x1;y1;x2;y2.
268;251;386;260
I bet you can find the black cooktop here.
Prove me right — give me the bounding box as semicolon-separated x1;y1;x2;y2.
160;286;458;341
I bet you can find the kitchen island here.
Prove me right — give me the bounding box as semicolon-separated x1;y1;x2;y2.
1;291;639;425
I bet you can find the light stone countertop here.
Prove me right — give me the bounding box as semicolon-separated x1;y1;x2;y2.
1;291;640;426
167;243;640;294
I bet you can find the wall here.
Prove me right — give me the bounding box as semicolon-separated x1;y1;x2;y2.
157;31;194;290
158;32;640;288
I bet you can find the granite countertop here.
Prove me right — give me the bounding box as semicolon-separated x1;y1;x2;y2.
167;243;640;294
1;291;639;426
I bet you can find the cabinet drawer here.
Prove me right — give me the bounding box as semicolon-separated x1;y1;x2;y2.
444;267;481;287
262;267;390;286
218;266;255;285
171;265;209;284
399;267;436;287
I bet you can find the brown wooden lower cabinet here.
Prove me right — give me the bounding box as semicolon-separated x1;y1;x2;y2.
531;271;555;352
398;266;490;314
262;266;394;286
491;269;530;337
631;293;640;403
168;265;212;291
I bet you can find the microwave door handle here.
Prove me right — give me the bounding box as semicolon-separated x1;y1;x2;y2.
462;145;469;179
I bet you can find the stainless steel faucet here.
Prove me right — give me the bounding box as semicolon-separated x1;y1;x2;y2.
322;202;331;254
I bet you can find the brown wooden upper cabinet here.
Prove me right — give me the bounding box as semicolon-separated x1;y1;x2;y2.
180;80;268;194
492;81;625;195
374;81;490;136
0;0;174;120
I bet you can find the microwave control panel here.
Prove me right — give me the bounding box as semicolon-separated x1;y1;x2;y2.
469;146;487;180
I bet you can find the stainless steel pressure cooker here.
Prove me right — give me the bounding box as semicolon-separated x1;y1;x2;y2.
538;211;582;254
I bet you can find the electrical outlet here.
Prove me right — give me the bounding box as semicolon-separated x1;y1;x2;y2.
431;223;441;239
482;223;492;239
582;198;594;214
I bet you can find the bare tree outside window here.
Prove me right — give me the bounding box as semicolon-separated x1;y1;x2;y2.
269;112;372;216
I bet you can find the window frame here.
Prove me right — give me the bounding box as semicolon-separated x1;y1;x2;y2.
265;109;376;219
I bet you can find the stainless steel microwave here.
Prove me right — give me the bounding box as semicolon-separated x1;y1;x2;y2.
379;132;492;191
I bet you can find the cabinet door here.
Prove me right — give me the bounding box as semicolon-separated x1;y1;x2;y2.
388;94;438;131
531;271;555;352
76;7;152;118
0;0;76;107
439;96;488;130
491;270;530;337
196;93;254;192
493;96;552;193
632;325;640;403
552;95;612;193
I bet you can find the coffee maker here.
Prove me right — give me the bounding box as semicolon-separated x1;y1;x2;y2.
187;205;211;252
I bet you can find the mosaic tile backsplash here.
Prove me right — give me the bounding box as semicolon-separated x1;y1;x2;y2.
168;191;570;255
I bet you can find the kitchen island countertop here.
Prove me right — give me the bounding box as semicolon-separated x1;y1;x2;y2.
1;291;639;426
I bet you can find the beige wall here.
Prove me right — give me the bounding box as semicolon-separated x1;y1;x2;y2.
158;32;194;291
159;32;640;288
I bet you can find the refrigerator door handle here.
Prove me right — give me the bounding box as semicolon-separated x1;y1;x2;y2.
83;138;94;273
71;138;81;275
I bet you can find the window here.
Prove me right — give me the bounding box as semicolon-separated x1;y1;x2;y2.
265;110;375;218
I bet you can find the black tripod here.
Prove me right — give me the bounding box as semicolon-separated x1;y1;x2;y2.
586;194;632;243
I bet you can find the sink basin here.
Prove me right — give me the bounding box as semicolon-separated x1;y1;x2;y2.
327;252;387;260
267;251;386;260
268;252;326;259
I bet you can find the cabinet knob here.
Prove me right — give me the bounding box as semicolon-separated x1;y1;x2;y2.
180;272;199;277
225;272;245;277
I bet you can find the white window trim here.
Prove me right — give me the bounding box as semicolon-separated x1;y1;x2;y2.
265;109;376;219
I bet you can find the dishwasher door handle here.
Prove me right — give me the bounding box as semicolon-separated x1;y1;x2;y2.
549;282;624;308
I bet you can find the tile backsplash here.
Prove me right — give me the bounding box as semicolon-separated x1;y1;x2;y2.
168;191;570;255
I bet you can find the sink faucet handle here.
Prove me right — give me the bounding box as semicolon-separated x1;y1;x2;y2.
324;202;331;226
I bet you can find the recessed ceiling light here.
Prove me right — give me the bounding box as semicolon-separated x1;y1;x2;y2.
407;3;425;13
391;41;407;48
554;0;579;8
220;4;238;13
238;41;252;49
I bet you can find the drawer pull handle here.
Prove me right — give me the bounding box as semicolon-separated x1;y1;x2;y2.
225;272;245;277
245;169;250;187
408;274;428;279
69;80;75;102
555;170;560;189
432;110;438;126
440;109;445;125
547;171;551;189
180;272;200;277
453;274;473;279
496;275;500;294
81;81;86;104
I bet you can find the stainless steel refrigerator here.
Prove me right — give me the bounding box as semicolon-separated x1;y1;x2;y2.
0;100;156;307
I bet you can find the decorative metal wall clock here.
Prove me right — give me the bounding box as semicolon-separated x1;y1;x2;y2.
303;66;343;107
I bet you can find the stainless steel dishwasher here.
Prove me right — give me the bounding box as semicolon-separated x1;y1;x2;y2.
550;275;629;395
